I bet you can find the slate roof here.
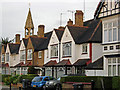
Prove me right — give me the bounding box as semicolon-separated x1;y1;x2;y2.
30;31;52;51
85;57;103;70
55;59;72;66
8;43;20;54
67;19;102;44
23;38;28;48
73;59;90;66
44;60;57;67
54;29;64;41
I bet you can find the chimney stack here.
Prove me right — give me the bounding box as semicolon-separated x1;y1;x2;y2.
16;34;20;44
58;26;65;30
75;10;83;26
67;19;73;25
37;25;45;37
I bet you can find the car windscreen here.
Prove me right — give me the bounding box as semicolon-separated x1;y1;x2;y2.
32;77;43;82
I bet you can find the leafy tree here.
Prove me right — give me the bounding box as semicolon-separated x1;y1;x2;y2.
0;37;14;45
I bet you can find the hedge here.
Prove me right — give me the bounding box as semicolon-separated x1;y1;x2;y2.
60;76;113;89
2;74;11;82
112;76;120;90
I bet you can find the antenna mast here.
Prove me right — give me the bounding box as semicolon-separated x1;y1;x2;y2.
83;0;85;21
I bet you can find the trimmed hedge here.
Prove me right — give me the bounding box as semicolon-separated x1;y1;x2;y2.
2;74;11;82
112;76;120;90
18;74;38;83
61;76;113;89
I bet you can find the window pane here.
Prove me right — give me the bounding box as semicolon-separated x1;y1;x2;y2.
113;28;117;41
104;30;108;42
104;23;107;29
63;42;71;56
118;58;120;63
108;65;111;76
6;53;9;62
51;45;58;57
108;29;112;42
113;65;116;76
108;58;111;63
113;58;116;63
108;22;112;28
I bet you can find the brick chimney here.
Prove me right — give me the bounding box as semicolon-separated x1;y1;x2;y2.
67;19;73;25
58;26;65;30
37;25;45;37
16;34;20;44
75;10;83;26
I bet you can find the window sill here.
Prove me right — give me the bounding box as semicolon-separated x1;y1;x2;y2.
50;57;58;59
27;59;32;60
38;57;42;59
82;53;88;55
62;56;71;58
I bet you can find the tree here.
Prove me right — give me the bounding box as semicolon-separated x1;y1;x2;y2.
0;37;14;45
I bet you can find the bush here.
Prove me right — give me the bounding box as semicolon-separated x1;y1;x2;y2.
10;75;20;84
18;74;38;83
4;77;11;85
112;76;120;90
2;75;11;82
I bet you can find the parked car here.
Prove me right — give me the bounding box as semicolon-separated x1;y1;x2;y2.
43;78;62;90
31;76;53;89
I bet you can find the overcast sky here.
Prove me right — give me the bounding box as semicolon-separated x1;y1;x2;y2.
0;0;100;40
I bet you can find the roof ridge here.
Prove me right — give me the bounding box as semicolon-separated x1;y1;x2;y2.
67;25;89;28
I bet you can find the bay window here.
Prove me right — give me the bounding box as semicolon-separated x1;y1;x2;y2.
27;49;32;60
103;21;118;43
51;45;58;58
63;42;71;56
108;57;120;76
20;50;25;60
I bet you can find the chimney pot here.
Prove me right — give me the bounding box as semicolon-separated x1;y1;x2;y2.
67;19;73;25
37;25;45;37
75;10;83;26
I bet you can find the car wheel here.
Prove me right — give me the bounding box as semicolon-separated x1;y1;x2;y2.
55;84;62;90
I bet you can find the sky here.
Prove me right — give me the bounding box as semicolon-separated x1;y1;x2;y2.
0;0;100;40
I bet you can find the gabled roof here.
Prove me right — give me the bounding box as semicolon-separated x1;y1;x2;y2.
85;57;103;70
23;38;28;48
44;60;57;67
29;31;52;51
73;59;90;66
55;59;72;66
8;43;20;54
54;29;64;41
94;0;104;19
14;62;32;67
67;19;102;44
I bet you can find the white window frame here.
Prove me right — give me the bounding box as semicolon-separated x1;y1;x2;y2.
2;54;5;62
103;21;118;43
108;57;120;76
6;53;9;62
62;42;72;57
38;51;42;58
82;44;88;54
27;49;32;60
51;44;58;58
20;50;25;61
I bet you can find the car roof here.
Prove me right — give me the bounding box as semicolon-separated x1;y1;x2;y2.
35;76;52;78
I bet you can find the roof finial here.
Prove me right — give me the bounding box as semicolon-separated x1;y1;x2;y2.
29;2;31;9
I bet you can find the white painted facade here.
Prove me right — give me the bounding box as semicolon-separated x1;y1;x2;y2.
85;70;104;76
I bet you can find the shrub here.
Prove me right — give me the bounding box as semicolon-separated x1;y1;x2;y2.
9;75;20;84
4;77;11;85
2;75;11;82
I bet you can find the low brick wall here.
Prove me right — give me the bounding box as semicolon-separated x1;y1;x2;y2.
62;82;91;90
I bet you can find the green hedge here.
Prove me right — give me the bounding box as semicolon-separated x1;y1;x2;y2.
61;76;113;89
2;74;11;82
18;74;38;83
112;76;120;90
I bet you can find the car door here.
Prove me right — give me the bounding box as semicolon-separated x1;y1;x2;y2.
43;77;49;85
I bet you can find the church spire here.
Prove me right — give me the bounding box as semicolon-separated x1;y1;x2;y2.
25;8;34;38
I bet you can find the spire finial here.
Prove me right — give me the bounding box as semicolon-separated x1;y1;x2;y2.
29;2;31;9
